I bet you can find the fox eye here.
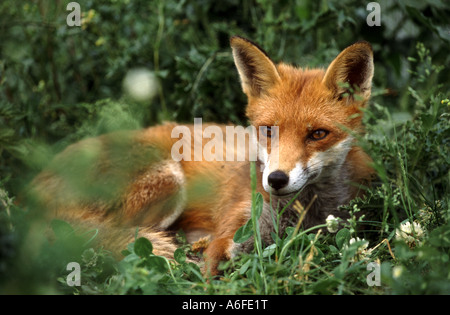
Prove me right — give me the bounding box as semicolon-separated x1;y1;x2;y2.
260;126;276;138
309;129;329;141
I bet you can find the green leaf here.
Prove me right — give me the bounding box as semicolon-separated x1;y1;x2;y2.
50;219;74;239
328;245;339;254
174;248;186;264
405;6;450;44
239;258;252;275
428;225;450;247
312;278;340;294
233;219;253;243
123;253;140;263
134;237;153;258
335;228;350;250
253;192;264;219
147;256;169;273
121;249;132;257
262;244;276;258
81;248;96;263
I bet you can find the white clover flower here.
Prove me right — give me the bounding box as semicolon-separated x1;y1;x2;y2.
395;221;424;248
123;68;159;102
326;214;340;233
349;237;370;251
392;266;403;279
342;237;373;262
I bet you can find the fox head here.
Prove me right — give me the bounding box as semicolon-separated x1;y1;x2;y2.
230;36;374;198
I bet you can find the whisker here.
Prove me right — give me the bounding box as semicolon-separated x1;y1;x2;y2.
303;159;350;173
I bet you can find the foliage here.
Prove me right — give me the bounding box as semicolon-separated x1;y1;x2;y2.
0;0;449;295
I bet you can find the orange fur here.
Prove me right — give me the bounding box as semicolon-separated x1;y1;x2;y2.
28;37;375;276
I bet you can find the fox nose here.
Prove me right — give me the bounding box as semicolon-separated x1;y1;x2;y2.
268;170;289;190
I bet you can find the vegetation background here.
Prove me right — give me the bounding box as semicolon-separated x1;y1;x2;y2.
0;0;449;295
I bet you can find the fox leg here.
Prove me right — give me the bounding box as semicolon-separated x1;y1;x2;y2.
202;200;252;276
203;237;235;276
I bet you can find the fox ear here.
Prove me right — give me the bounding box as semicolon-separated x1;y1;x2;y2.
322;41;374;101
230;36;281;97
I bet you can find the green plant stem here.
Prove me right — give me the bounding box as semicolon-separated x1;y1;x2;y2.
249;161;267;294
277;224;327;267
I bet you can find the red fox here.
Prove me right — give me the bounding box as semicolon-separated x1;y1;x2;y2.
29;36;375;275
